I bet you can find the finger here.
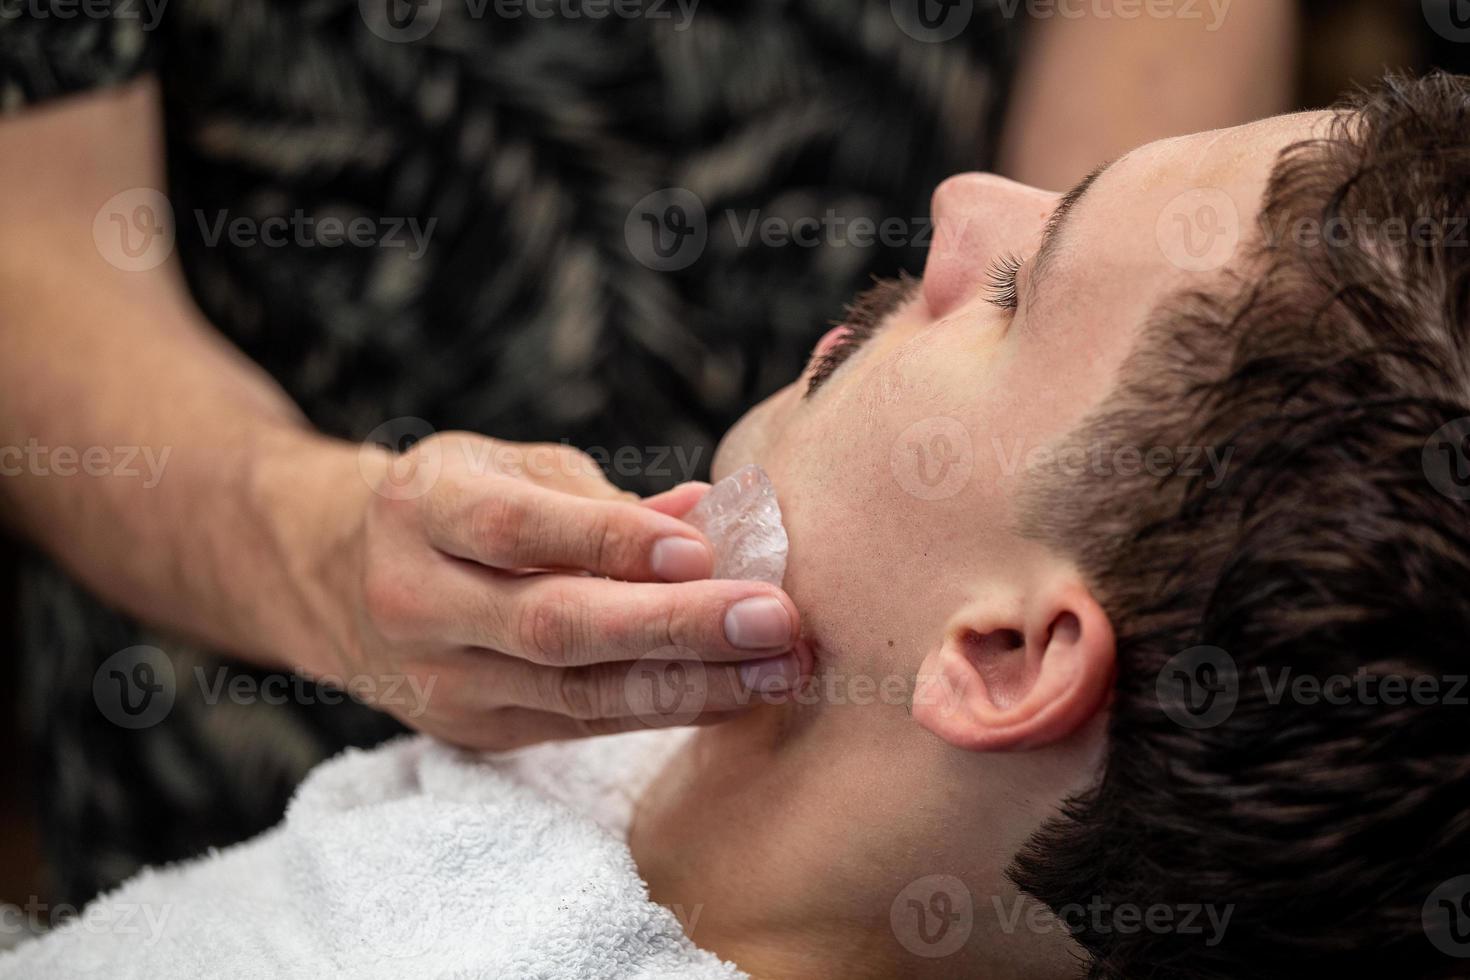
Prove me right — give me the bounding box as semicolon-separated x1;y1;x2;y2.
435;647;800;720
429;564;800;666
640;481;710;518
424;706;745;753
491;574;799;666
424;475;713;582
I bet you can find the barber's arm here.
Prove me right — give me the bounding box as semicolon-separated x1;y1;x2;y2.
0;77;799;749
1000;0;1299;190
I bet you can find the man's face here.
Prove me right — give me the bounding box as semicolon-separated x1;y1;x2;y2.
713;112;1328;688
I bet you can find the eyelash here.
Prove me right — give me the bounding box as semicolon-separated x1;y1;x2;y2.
985;252;1023;311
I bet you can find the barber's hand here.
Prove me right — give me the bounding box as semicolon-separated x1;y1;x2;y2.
315;432;801;750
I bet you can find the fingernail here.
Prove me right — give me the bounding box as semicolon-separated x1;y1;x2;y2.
651;536;711;582
724;596;793;649
739;654;799;693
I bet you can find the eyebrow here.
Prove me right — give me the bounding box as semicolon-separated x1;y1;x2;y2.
1023;159;1113;308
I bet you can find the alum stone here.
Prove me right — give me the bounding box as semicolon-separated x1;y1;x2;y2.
684;464;789;586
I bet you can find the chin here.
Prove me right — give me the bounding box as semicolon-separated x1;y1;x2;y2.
708;432;746;484
711;382;797;482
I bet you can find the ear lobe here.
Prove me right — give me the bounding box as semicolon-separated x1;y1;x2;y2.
913;585;1115;752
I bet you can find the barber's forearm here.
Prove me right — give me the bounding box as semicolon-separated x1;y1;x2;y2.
0;78;367;672
999;0;1299;190
0;265;360;671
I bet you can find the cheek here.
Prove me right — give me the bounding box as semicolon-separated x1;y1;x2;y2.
760;338;1011;665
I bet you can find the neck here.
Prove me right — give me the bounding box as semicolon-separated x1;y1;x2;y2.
627;701;1076;980
629;704;901;978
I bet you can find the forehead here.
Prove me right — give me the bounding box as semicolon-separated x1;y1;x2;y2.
1033;112;1335;321
1099;111;1335;239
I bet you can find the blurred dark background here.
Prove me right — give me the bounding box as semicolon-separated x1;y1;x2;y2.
0;0;1460;924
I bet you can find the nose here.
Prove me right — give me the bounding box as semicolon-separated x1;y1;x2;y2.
922;173;1058;319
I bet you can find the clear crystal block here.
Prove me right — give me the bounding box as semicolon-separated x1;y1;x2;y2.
684;464;789;586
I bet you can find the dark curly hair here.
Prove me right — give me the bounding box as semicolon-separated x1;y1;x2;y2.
1012;73;1470;979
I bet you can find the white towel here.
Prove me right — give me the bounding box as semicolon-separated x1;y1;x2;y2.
2;729;747;980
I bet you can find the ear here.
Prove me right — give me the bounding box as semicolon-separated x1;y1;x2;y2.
912;581;1115;752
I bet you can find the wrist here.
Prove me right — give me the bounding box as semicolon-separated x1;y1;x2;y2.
242;428;375;677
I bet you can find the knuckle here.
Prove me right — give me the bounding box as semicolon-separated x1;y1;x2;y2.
516;592;580;665
556;445;603;481
362;567;420;644
647;598;696;654
470;489;530;565
477;593;515;653
520;442;568;481
591;508;638;572
549;669;601;720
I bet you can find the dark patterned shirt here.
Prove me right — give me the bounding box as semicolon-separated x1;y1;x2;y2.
2;0;1018;905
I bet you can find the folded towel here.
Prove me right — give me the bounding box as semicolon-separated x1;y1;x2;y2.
2;729;747;980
